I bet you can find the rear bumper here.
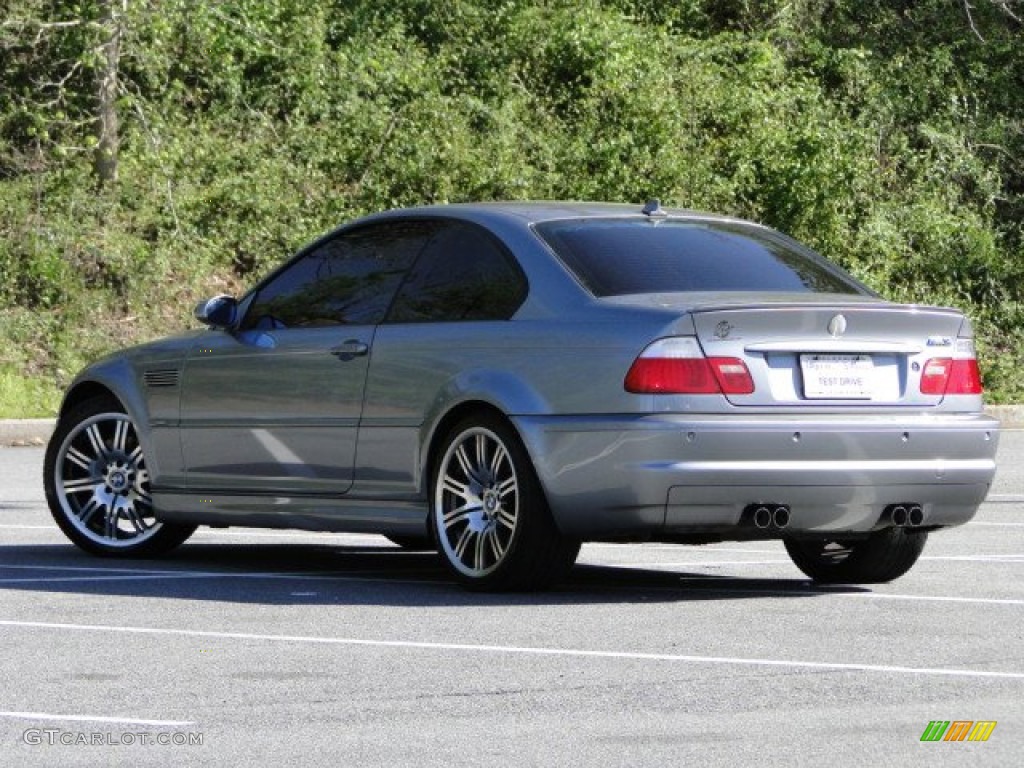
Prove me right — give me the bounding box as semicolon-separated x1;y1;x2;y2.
513;412;999;538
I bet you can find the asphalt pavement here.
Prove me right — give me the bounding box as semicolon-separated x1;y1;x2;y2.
0;434;1021;767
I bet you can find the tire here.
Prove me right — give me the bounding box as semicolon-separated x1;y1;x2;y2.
431;414;580;591
784;528;928;584
43;395;196;557
385;535;436;551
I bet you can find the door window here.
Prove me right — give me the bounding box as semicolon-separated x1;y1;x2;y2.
242;219;439;330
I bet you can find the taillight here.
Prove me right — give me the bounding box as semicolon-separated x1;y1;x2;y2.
920;339;983;396
625;338;754;395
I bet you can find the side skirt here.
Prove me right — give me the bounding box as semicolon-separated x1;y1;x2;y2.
150;490;429;537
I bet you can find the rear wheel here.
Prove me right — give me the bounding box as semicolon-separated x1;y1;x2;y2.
784;528;928;584
44;396;196;557
431;414;579;591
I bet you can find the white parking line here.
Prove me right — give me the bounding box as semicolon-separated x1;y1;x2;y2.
0;619;1021;681
594;554;1024;570
587;577;1024;606
0;711;194;727
840;593;1024;606
0;562;443;586
923;554;1024;562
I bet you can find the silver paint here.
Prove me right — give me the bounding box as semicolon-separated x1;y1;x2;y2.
53;202;1000;544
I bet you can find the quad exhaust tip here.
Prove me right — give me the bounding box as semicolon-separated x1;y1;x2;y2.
748;505;790;530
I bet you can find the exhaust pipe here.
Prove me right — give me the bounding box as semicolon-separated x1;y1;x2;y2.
753;506;773;529
885;503;924;528
744;504;791;530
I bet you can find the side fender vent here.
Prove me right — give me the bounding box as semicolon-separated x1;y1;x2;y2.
143;368;181;388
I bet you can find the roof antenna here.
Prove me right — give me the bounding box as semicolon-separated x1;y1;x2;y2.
642;199;667;218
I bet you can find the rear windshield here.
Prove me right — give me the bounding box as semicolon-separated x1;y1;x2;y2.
534;219;865;297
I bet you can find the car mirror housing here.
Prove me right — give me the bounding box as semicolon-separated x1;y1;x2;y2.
194;295;238;329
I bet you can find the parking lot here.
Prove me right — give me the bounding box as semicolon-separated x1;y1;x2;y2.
1;434;1022;767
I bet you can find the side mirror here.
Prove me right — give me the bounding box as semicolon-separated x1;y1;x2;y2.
194;295;238;329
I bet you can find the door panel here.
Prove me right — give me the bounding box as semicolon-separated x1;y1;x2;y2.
179;327;372;494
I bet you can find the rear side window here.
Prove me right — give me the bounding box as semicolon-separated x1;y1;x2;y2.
387;221;527;323
534;219;865;297
242;220;438;329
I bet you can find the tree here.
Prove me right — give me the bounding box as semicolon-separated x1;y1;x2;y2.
93;0;123;185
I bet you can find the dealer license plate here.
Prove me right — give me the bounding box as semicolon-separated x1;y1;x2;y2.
800;354;875;399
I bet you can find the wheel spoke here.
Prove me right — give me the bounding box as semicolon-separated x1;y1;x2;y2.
103;508;119;539
453;526;474;560
496;475;516;499
454;444;480;485
77;496;103;526
473;530;487;571
112;420;129;453
475;434;489;476
124;506;147;534
85;424;107;460
489;443;508;481
442;475;472;502
443;500;481;529
63;477;98;495
65;446;93;472
497;508;516;531
487;528;505;560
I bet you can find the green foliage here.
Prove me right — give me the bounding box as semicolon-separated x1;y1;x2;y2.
0;367;60;418
1;0;1023;407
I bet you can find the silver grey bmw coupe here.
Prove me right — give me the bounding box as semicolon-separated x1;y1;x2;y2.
44;201;999;590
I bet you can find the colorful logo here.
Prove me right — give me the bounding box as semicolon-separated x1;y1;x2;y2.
920;721;997;742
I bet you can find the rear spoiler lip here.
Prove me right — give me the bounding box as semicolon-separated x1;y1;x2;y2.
743;340;923;354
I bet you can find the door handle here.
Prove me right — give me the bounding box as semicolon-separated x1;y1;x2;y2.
330;340;369;361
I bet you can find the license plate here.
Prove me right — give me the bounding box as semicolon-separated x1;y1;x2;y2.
800;354;875;399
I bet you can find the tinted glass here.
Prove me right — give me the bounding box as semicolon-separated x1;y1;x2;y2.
387;221;527;323
535;219;864;297
242;220;437;329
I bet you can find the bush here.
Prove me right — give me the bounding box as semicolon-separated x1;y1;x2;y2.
1;0;1021;408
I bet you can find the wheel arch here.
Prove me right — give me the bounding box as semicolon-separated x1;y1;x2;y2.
59;380;123;417
422;400;513;496
417;366;552;493
57;367;155;457
419;398;574;538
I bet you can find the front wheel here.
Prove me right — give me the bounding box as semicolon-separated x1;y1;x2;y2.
43;396;196;557
431;415;579;591
784;528;928;584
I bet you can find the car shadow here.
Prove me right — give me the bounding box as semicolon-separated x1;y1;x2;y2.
0;542;871;606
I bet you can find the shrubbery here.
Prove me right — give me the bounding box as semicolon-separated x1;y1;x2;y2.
1;0;1022;414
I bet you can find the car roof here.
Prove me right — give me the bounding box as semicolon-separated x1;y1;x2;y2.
359;201;757;229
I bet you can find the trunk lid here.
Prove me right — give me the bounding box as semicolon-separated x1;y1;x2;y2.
688;301;967;407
